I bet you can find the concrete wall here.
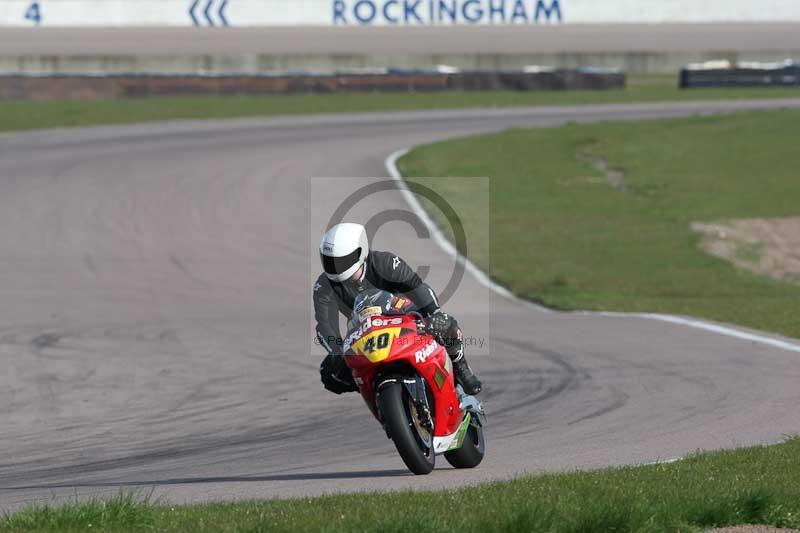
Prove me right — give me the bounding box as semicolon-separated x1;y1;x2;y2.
3;0;800;27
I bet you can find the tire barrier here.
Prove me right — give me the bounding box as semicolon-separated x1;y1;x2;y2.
0;67;624;100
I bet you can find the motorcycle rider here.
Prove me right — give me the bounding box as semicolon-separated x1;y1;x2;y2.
314;222;482;396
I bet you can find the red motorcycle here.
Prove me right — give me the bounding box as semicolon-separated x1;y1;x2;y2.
342;290;486;474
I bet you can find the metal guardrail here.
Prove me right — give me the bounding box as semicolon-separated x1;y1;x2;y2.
679;59;800;89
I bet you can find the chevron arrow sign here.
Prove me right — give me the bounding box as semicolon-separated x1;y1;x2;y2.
189;0;229;27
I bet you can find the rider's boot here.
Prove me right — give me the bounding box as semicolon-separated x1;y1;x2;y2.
430;311;483;395
452;352;482;395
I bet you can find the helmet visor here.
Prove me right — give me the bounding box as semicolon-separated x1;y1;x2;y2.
321;247;362;277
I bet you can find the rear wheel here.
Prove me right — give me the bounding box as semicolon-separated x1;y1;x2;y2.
444;418;485;469
378;381;435;475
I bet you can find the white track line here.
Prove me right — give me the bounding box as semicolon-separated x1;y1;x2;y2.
595;312;800;354
385;148;800;355
386;148;549;313
641;457;683;466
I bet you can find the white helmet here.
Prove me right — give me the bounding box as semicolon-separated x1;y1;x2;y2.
319;223;369;282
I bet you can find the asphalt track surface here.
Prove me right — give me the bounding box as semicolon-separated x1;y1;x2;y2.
1;24;799;55
2;99;800;511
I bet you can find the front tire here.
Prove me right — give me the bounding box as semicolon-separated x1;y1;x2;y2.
444;419;485;469
378;381;435;475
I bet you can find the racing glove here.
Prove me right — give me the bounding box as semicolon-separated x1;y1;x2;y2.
428;310;462;355
428;309;456;338
319;352;358;395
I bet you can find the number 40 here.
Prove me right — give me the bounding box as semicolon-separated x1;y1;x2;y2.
363;333;390;353
25;2;42;25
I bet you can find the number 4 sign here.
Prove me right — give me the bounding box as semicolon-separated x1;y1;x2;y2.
25;1;42;25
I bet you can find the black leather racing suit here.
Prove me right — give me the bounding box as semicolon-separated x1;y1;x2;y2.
313;250;462;393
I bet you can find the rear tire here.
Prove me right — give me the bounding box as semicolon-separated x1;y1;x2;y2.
378;381;435;475
444;420;485;469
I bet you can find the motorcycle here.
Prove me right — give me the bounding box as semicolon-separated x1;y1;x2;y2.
342;289;486;475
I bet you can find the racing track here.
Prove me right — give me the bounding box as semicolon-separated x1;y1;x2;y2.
2;100;800;511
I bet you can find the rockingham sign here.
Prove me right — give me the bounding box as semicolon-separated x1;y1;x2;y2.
333;0;562;25
1;0;799;26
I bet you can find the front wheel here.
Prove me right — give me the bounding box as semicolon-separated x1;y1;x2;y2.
378;381;435;475
444;419;485;469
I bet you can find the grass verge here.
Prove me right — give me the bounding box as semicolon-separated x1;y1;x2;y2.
3;438;800;532
1;76;799;133
399;109;800;338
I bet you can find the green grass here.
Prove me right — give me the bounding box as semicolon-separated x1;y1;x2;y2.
0;76;798;133
3;438;800;532
399;109;800;338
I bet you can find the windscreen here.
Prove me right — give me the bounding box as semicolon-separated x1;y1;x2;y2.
353;289;394;319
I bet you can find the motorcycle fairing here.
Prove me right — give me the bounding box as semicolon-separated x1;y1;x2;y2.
345;313;463;440
433;412;471;453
